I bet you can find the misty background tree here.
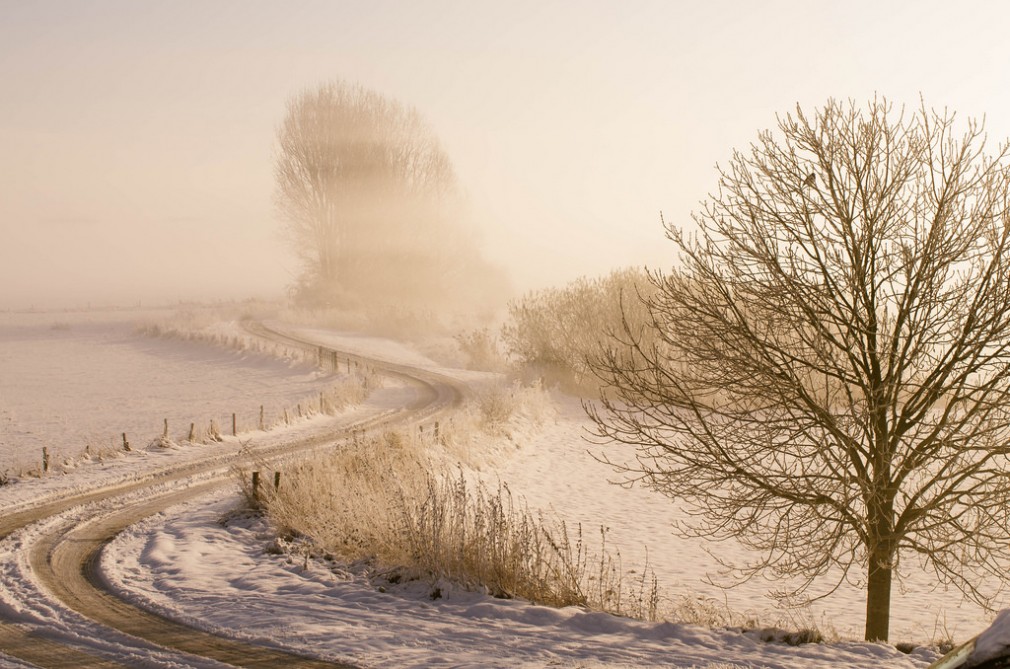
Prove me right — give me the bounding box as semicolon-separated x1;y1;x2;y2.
275;80;506;309
587;98;1010;642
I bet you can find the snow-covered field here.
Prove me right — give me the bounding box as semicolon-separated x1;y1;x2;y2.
0;310;334;473
2;312;1006;667
498;396;1010;645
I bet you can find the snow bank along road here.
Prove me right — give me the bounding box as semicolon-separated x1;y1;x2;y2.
0;320;466;668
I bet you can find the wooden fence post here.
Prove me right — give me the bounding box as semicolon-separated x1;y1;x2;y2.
274;471;281;490
259;405;265;431
188;423;195;442
232;413;237;436
42;447;49;474
163;418;168;439
122;432;131;451
252;471;260;501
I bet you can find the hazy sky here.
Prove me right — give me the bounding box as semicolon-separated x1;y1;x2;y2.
3;0;1010;309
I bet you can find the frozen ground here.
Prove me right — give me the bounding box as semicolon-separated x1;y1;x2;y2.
0;310;335;473
103;490;938;669
1;314;1005;667
497;395;1010;644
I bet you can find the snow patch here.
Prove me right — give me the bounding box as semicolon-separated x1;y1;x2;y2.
968;609;1010;666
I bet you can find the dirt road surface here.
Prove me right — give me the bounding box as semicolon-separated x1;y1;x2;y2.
0;321;465;668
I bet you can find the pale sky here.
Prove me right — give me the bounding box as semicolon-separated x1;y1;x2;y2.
2;0;1010;309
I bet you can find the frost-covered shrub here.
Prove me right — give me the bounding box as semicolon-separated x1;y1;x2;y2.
454;327;506;371
501;267;656;393
254;417;663;619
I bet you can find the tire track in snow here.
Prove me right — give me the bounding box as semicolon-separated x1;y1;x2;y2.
0;320;466;667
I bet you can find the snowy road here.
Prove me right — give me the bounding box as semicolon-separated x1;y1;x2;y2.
0;321;465;668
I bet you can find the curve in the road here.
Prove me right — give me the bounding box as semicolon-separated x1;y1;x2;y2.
0;321;467;668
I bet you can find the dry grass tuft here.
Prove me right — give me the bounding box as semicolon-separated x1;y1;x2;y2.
253;415;663;620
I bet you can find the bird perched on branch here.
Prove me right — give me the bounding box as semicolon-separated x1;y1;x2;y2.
804;172;817;188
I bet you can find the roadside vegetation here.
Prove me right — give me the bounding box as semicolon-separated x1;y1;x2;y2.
245;382;665;620
501;266;656;393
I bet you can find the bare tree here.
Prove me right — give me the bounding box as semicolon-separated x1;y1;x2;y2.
587;98;1010;642
274;80;462;306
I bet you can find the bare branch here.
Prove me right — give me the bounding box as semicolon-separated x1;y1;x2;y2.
587;97;1010;642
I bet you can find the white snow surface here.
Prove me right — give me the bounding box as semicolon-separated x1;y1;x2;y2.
263;322;493;385
970;609;1010;665
495;397;1010;645
103;490;935;669
0;311;336;473
0;311;1001;667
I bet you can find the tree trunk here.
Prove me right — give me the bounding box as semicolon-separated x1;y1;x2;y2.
865;546;893;641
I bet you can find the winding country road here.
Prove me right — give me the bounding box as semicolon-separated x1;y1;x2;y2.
0;321;466;668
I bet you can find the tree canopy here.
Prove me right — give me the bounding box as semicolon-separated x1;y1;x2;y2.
275;80;506;309
588;98;1010;641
